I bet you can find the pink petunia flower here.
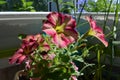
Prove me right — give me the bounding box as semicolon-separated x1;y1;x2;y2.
86;16;108;47
9;34;49;64
71;75;78;80
70;62;78;80
30;78;40;80
42;12;78;48
25;60;32;69
42;52;56;60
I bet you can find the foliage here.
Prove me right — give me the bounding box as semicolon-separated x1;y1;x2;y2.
60;0;74;14
84;0;120;12
0;0;48;11
32;0;48;11
0;0;7;11
14;0;35;11
0;0;119;12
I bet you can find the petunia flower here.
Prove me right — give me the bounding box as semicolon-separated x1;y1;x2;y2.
71;75;77;80
42;12;78;48
43;53;56;60
30;78;40;80
25;60;32;69
9;34;49;64
70;62;78;80
86;16;108;47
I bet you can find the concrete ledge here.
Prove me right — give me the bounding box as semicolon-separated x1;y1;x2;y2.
0;12;50;50
0;12;49;20
0;11;120;51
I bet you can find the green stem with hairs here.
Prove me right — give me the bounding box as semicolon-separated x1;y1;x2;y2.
71;31;89;52
97;49;102;80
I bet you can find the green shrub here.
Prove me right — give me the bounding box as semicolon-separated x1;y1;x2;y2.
84;0;119;12
0;0;48;11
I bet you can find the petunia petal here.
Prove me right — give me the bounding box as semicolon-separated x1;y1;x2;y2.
64;29;78;42
17;55;26;64
95;34;108;47
42;20;55;29
58;34;70;48
86;16;108;47
9;49;23;64
47;12;59;25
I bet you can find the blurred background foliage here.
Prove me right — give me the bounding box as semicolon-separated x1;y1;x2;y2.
0;0;120;12
84;0;120;12
0;0;48;11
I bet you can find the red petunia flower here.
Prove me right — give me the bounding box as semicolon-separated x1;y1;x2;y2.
42;12;78;48
86;16;108;47
9;34;49;64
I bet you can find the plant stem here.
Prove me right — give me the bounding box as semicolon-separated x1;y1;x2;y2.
79;63;93;75
76;0;87;26
109;0;119;79
54;0;60;12
97;50;102;80
103;0;113;33
71;31;89;52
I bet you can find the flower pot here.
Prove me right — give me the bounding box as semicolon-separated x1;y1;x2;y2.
14;70;40;80
14;70;29;80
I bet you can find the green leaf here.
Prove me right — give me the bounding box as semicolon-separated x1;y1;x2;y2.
60;54;70;63
29;70;34;77
82;47;89;57
0;1;6;5
62;2;74;8
71;55;84;62
21;0;26;8
18;34;27;40
26;2;33;6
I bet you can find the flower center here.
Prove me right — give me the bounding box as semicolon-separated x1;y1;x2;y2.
88;28;96;36
55;23;66;33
